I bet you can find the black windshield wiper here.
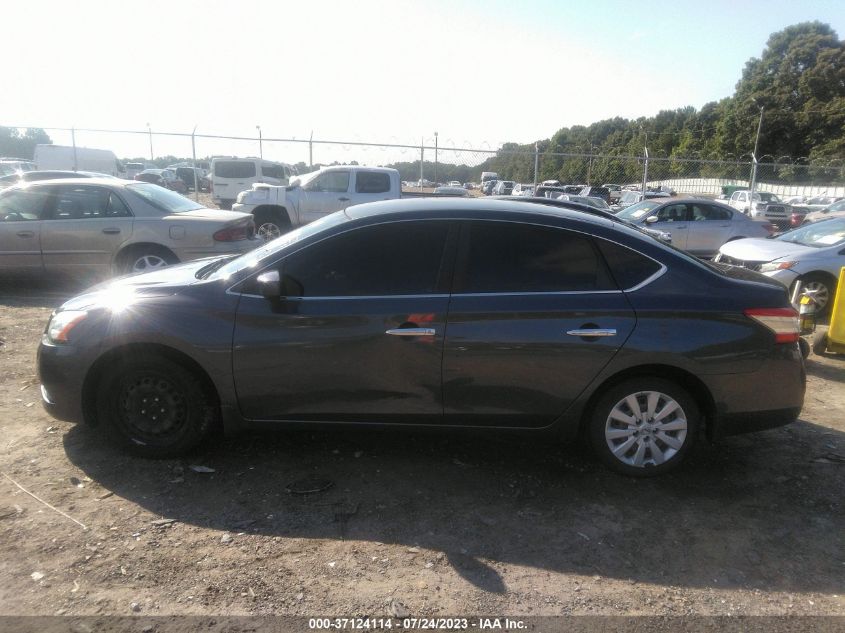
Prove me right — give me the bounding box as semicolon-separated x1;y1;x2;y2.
195;255;239;279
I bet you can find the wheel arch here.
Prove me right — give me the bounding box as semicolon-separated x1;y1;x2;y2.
252;204;291;225
82;342;221;428
578;364;717;439
113;242;179;270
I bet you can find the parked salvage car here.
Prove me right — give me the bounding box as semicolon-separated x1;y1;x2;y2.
804;198;845;224
492;180;515;195
0;179;258;275
38;198;804;476
715;217;845;316
135;169;188;193
616;199;774;258
0;170;115;191
433;186;470;196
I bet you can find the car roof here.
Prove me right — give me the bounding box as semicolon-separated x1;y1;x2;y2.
4;177;133;190
343;196;614;228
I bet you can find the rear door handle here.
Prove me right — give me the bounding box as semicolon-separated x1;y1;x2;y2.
566;328;617;337
386;328;436;337
16;231;35;238
102;228;121;234
338;197;350;202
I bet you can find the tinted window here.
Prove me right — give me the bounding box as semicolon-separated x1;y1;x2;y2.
214;161;256;179
691;204;731;221
279;221;449;297
261;163;285;179
0;188;51;221
303;171;350;193
596;239;661;289
655;204;690;222
356;171;391;194
460;222;615;293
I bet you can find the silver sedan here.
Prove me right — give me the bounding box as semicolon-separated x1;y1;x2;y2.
615;198;774;258
0;178;259;276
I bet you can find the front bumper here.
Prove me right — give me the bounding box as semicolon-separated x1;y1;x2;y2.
38;339;91;424
762;268;800;290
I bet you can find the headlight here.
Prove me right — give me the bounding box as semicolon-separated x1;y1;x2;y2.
46;310;88;343
760;261;798;272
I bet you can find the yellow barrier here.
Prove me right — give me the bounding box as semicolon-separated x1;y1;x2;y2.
827;267;845;354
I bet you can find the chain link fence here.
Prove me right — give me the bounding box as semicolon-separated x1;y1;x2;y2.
4;125;845;199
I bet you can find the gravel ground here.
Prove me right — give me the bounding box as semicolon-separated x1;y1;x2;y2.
0;277;844;619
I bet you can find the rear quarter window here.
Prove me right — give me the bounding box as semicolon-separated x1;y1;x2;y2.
596;239;662;289
356;171;391;194
214;161;257;179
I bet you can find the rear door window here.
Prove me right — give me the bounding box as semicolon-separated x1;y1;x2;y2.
215;161;257;179
49;186;131;219
457;222;616;293
355;171;391;194
260;163;285;180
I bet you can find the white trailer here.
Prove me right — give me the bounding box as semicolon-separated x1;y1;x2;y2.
34;144;123;176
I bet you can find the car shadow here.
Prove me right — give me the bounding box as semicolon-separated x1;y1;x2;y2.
63;417;844;595
0;275;92;308
804;355;845;383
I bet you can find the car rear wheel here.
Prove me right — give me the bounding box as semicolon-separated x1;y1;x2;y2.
120;246;177;274
589;378;700;476
96;355;217;458
254;210;291;242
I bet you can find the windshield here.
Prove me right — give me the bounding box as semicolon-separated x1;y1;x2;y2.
208;211;350;280
776;218;845;248
124;183;204;213
616;200;662;221
754;192;781;203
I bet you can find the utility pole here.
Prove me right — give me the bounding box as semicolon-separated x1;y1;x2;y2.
309;130;313;169
419;136;424;190
750;103;764;195
533;142;539;187
71;126;78;172
256;125;263;159
191;125;199;203
586;142;595;185
146;123;154;162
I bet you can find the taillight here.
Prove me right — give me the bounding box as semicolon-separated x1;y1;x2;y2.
213;220;253;242
744;307;799;343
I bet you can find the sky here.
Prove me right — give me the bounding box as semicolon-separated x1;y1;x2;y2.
3;0;845;165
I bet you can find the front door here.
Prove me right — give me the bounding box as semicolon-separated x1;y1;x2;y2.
442;221;636;428
298;169;352;224
645;203;691;250
232;219;456;422
39;185;133;274
0;187;52;270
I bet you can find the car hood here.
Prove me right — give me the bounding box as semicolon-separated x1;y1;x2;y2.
164;208;251;222
718;237;818;262
58;257;223;311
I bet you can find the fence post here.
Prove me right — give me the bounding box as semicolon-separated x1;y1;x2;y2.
641;146;649;196
71;126;78;172
309;130;313;169
434;132;438;185
749;153;758;199
419;137;424;190
191;125;199;203
533;142;539;187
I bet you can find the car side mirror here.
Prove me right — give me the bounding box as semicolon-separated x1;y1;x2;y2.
256;269;281;299
645;215;659;224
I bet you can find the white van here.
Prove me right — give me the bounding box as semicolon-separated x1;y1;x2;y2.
34;144;123;176
210;158;294;209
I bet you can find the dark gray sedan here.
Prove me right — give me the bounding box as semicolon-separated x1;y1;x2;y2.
39;198;805;476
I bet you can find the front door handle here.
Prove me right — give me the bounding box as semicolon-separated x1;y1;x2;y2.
102;228;121;234
386;328;436;337
566;328;617;337
338;197;350;202
16;230;35;238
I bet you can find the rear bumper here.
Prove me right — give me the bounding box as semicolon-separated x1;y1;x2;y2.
171;238;259;261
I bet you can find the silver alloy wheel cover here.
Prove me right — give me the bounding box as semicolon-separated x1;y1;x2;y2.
132;254;169;273
605;390;688;467
802;280;830;310
257;222;281;241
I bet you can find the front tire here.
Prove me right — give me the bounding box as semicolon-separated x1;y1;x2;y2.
589;377;700;477
799;273;837;318
96;355;217;458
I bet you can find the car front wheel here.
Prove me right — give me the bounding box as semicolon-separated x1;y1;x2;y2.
589;377;700;476
96;355;217;458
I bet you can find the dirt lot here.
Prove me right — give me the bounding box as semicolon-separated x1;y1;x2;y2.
0;278;844;618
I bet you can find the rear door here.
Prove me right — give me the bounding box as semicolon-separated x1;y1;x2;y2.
298;170;352;223
0;187;51;270
685;203;734;257
212;160;257;204
442;220;636;428
40;184;133;274
352;170;395;206
232;219;456;422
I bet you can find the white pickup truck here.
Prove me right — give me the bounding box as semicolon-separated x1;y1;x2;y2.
727;190;793;231
232;165;403;240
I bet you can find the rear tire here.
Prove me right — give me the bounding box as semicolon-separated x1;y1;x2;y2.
96;355;217;458
812;331;829;356
254;209;291;242
588;377;700;477
119;246;178;275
